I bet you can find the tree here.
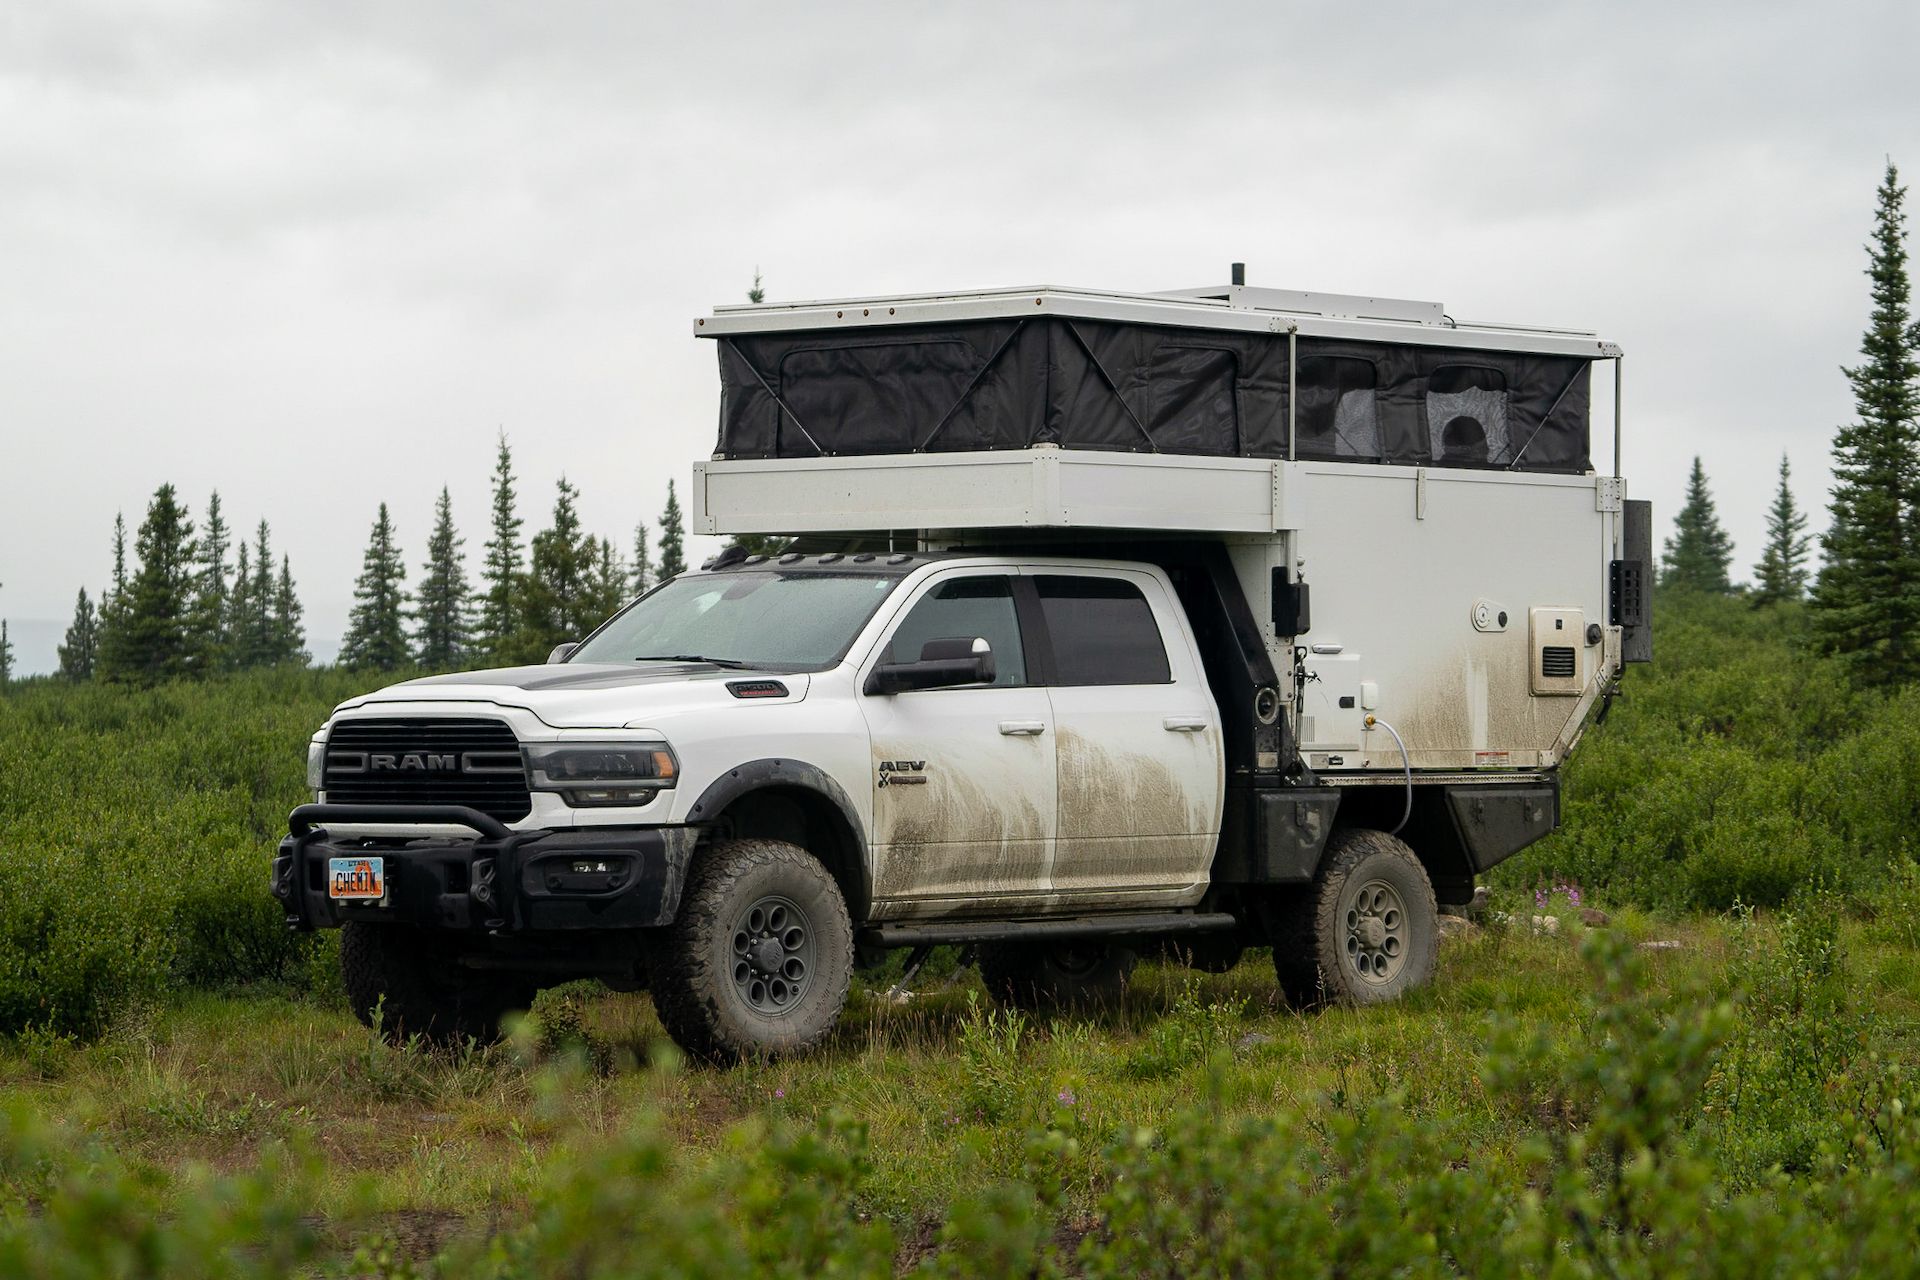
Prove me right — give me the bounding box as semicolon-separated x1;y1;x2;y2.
1752;454;1813;606
189;490;232;671
96;512;131;674
1661;457;1735;594
514;478;598;662
631;522;652;596
584;536;629;625
100;483;198;685
478;432;525;662
58;588;98;680
413;486;472;669
1812;160;1920;684
747;269;766;305
228;538;256;666
0;619;12;688
657;480;687;581
339;504;410;671
230;521;279;669
272;555;307;665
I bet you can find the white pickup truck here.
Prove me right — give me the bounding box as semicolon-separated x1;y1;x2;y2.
276;280;1649;1061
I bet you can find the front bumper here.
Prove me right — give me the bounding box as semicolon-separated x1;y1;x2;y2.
271;803;698;932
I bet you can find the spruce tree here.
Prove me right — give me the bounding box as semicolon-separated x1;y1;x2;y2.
1812;161;1920;684
96;512;131;675
0;619;12;688
514;478;597;661
101;484;198;685
585;536;629;624
189;490;232;671
748;269;766;305
413;486;472;669
339;504;411;671
478;432;525;662
657;480;687;581
1753;453;1813;606
228;539;255;667
272;555;307;665
631;522;652;595
232;522;278;668
1661;457;1735;593
58;588;98;680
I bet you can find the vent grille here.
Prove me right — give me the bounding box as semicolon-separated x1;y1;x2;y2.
323;718;531;822
1541;646;1577;679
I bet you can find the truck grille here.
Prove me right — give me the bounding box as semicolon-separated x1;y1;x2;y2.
323;718;531;822
1541;646;1577;679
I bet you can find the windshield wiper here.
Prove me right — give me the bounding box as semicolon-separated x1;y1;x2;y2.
633;654;752;669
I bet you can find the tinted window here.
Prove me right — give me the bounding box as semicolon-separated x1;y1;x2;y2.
882;576;1026;687
1035;576;1171;685
1427;365;1511;467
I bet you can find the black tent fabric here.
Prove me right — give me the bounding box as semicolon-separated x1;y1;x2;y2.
713;318;1592;473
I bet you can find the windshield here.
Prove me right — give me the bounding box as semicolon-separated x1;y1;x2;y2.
570;571;902;671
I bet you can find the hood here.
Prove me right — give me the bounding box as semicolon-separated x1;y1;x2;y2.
335;662;812;729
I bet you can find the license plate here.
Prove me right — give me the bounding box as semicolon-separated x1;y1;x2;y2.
328;856;385;901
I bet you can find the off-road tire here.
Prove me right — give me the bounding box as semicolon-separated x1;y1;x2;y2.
1273;828;1438;1007
647;838;853;1063
1268;886;1326;1007
977;940;1137;1012
341;922;532;1045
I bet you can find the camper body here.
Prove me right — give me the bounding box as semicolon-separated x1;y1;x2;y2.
276;282;1650;1060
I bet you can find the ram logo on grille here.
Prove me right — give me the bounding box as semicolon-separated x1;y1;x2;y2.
330;752;461;773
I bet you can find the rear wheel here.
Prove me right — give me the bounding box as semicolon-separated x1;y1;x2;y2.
1272;828;1438;1007
341;923;532;1045
647;838;853;1063
977;940;1136;1012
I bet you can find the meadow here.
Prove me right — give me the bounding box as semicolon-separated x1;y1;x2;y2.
3;590;1919;1274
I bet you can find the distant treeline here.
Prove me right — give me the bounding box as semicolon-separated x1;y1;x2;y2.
0;433;765;689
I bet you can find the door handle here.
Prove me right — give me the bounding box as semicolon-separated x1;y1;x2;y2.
998;720;1047;736
1163;716;1210;733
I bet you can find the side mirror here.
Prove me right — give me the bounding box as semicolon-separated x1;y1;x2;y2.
864;636;995;695
547;642;579;664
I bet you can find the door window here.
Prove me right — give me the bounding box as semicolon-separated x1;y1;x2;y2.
1034;576;1171;685
881;575;1027;686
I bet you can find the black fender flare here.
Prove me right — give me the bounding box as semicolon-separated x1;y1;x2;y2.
684;758;872;915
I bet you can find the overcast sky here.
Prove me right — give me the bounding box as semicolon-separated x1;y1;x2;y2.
4;1;1917;673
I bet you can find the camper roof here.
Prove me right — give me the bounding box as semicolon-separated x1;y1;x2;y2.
697;284;1620;362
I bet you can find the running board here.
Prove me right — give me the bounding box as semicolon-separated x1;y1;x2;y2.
860;911;1239;949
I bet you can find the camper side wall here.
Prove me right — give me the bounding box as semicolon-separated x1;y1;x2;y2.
1236;463;1619;773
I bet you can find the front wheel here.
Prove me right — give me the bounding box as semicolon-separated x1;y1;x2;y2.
1276;828;1438;1007
341;923;532;1045
647;838;854;1063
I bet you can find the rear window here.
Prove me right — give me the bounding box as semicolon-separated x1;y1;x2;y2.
1034;576;1172;685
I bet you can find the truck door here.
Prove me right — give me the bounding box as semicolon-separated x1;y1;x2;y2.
859;572;1057;909
1036;572;1222;899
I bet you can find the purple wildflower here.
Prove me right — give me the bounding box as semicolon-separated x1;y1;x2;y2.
773;1088;785;1100
1057;1087;1077;1107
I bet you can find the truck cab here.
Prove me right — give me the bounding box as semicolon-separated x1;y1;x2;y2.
277;280;1650;1061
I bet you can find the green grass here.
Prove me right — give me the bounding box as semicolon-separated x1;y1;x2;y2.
5;905;1919;1272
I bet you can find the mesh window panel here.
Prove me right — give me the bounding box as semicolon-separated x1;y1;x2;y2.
1428;366;1511;466
1294;357;1380;460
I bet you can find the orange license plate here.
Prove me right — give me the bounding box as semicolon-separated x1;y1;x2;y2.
328;856;385;901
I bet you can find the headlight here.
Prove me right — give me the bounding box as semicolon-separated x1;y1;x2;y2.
524;741;678;807
307;735;327;791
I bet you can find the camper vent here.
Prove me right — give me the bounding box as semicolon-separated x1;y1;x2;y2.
1541;647;1577;679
